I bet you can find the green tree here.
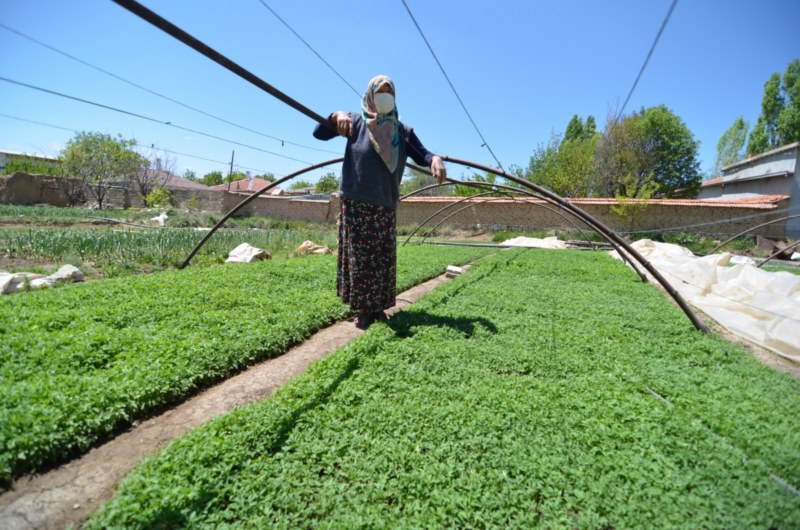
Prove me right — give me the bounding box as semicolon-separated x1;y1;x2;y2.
183;169;197;181
315;173;340;193
748;73;784;155
289;179;313;191
400;166;444;196
255;172;276;182
131;147;174;207
453;171;498;196
596;106;701;198
199;171;224;186
4;155;60;176
60;131;143;209
715;116;749;175
777;58;800;145
226;171;248;184
526;127;599;197
584;115;597;139
564;115;584;142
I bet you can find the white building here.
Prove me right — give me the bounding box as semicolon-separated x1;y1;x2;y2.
699;142;799;237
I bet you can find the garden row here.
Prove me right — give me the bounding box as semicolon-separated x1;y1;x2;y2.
0;245;492;486
87;249;800;528
1;226;339;275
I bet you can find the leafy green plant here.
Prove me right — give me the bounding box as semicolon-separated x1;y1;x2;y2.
0;245;492;486
86;250;800;528
3;156;61;176
143;187;175;208
183;195;201;211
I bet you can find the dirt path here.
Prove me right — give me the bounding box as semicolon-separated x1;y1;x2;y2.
0;271;461;530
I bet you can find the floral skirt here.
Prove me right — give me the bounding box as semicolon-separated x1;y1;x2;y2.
337;197;396;311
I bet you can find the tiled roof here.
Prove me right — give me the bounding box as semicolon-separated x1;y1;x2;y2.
701;177;723;187
402;195;788;210
210;178;278;193
163;173;209;190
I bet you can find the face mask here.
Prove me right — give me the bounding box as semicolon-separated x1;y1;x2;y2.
373;92;395;114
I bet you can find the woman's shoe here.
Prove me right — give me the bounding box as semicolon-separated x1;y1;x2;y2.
355;311;374;330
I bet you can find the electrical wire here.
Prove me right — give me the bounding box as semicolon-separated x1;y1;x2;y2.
0;76;315;165
613;0;678;123
0;22;340;156
0;112;283;176
254;0;361;98
400;0;504;171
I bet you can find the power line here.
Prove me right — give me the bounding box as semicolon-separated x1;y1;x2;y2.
0;76;314;165
0;112;282;175
0;112;74;133
613;0;678;123
400;0;504;171
254;0;361;98
0;22;339;156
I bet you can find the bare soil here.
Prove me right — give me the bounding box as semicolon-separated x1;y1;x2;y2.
0;270;461;530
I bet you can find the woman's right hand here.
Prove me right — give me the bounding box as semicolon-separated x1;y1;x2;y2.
332;111;352;137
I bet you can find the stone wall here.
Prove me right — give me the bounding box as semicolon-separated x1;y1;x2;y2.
231;193;340;223
0;172;76;207
397;197;789;239
1;172;790;238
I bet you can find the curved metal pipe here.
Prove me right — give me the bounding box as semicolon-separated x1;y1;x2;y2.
450;180;655;278
399;181;456;200
442;156;709;333
402;189;511;246
757;240;800;268
708;214;800;255
401;178;648;279
443;179;597;247
419;196;532;245
178;157;343;269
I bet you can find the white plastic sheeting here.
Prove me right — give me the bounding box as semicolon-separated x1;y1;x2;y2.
225;243;270;263
0;264;85;294
500;236;567;249
294;240;332;255
150;212;169;226
610;240;800;363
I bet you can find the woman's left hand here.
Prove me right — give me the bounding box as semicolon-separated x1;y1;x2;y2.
431;156;447;184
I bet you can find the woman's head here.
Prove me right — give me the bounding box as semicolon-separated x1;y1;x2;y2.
363;75;396;116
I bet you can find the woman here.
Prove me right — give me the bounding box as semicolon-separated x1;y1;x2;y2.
314;75;447;329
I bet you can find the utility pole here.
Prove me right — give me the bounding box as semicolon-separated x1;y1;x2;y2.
227;150;235;191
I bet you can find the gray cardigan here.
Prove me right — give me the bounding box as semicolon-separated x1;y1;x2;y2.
313;113;435;209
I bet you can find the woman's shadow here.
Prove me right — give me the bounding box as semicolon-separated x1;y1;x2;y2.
385;309;498;338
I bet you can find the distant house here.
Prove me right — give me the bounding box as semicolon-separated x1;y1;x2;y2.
210;178;279;194
160;172;209;191
699;142;799;237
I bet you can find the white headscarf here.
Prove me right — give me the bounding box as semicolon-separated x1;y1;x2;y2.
361;75;400;172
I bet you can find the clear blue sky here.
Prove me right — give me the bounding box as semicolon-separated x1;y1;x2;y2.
1;0;798;185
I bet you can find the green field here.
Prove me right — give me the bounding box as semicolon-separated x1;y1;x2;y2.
0;205;344;277
86;250;800;528
0;245;492;486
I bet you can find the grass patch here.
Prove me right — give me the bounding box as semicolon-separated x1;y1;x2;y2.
762;263;800;276
86;249;800;528
0;245;492;486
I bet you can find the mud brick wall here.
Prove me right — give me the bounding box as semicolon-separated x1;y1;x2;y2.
397;197;790;239
232;193;340;224
1;173;790;238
